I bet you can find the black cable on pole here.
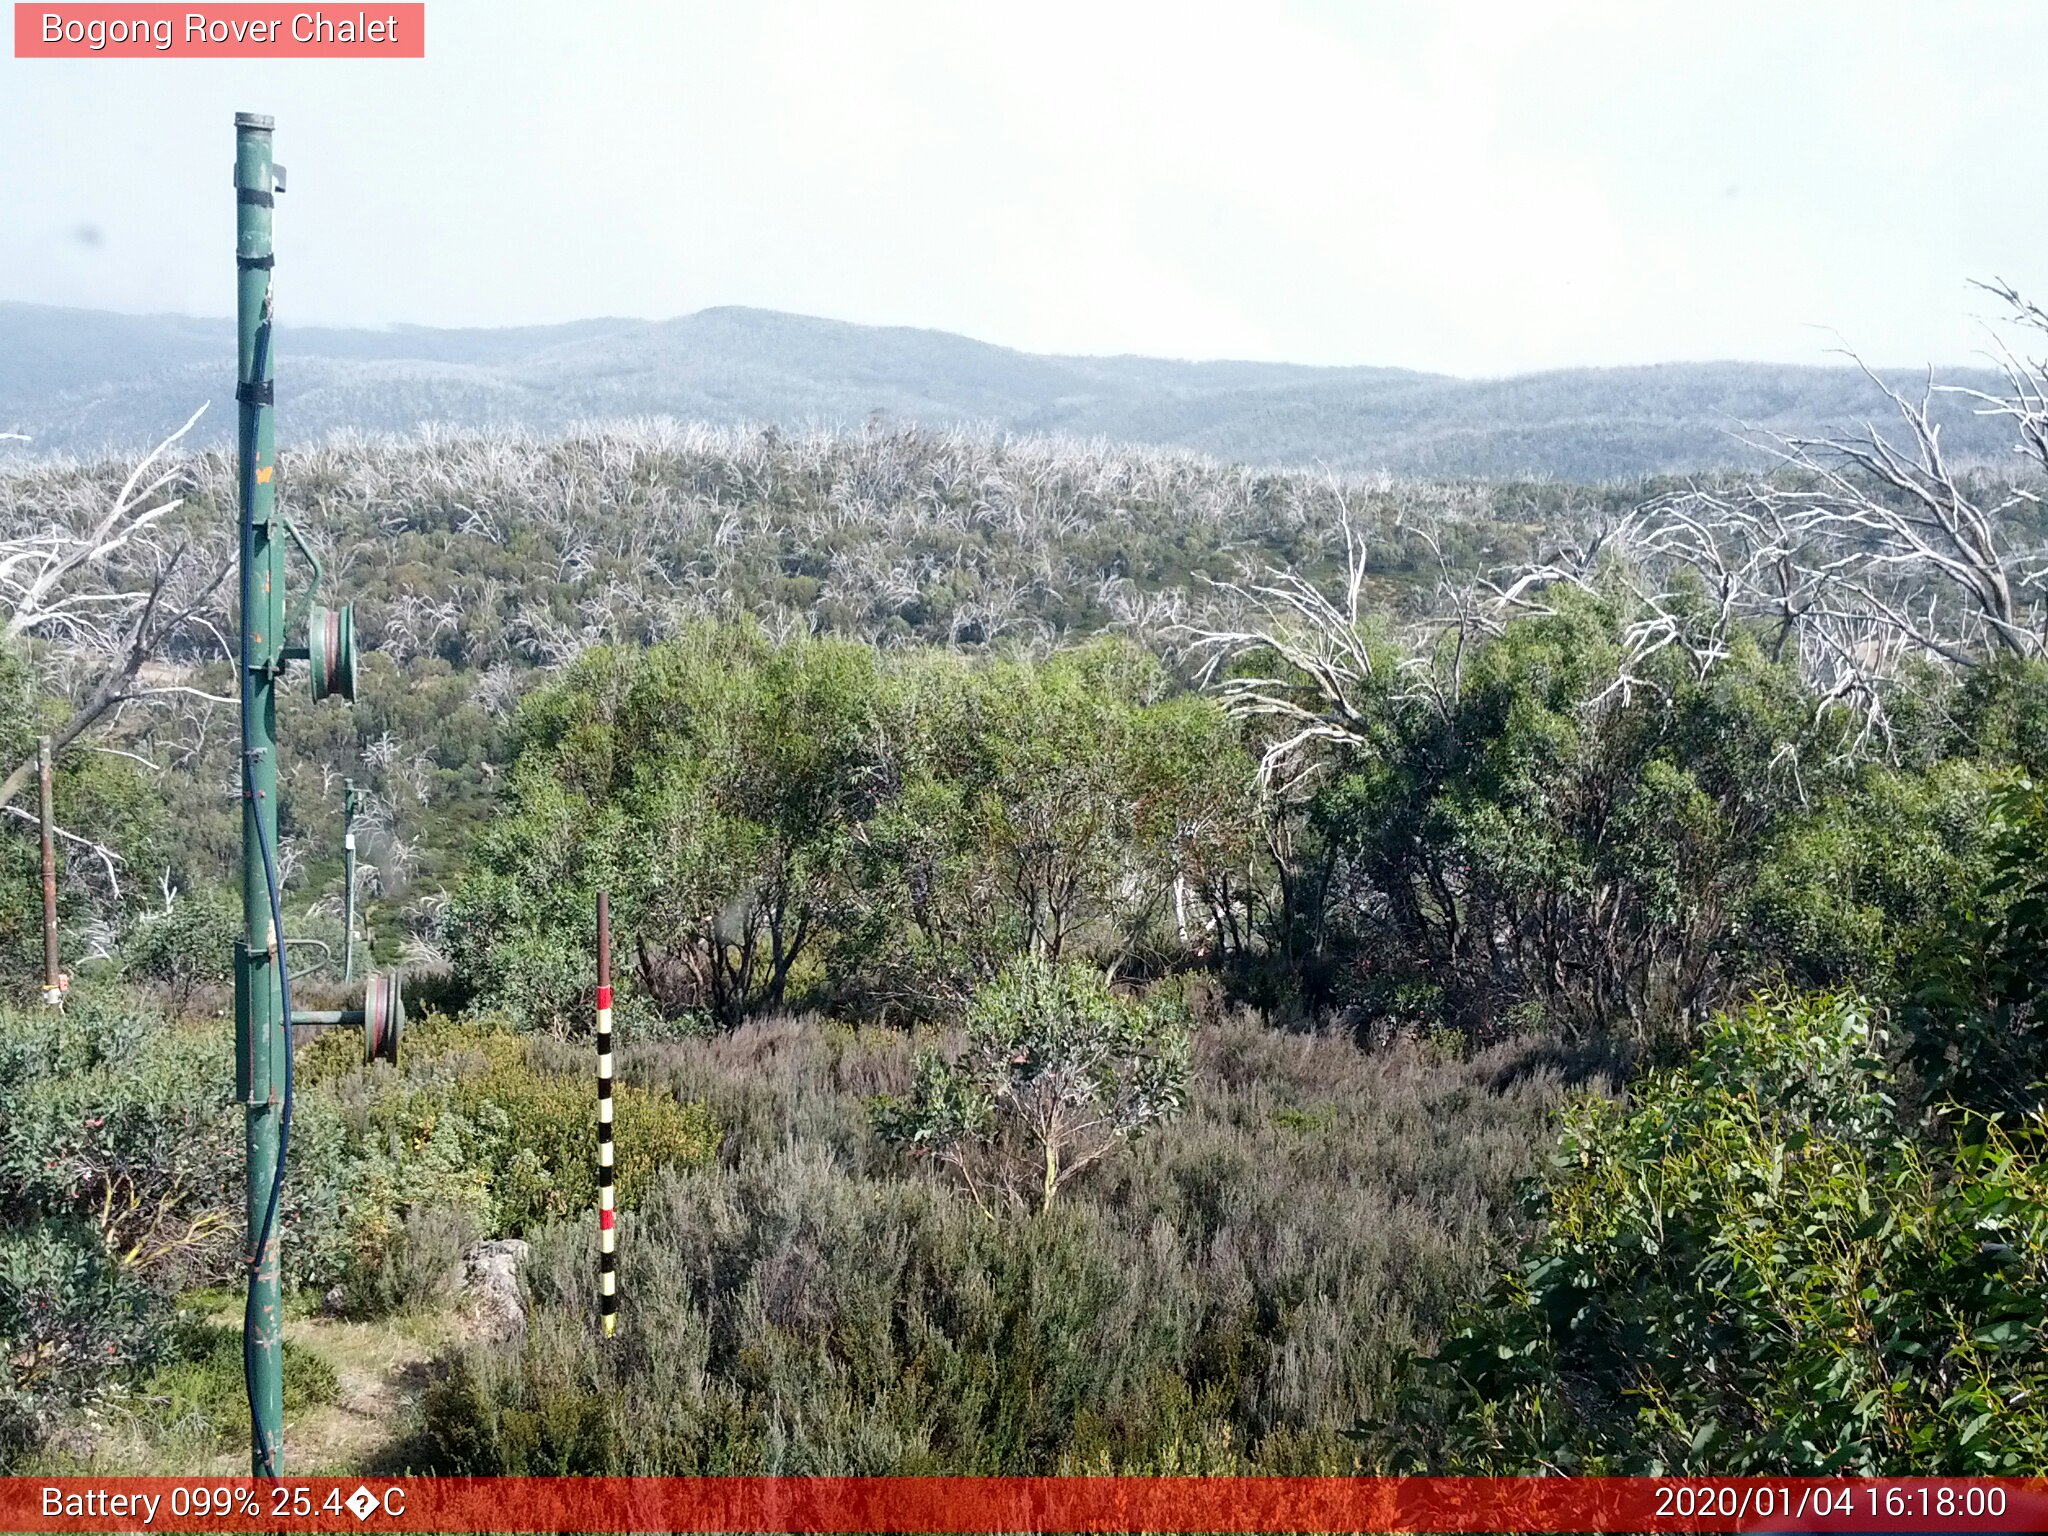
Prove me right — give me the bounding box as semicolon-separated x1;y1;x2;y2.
238;290;296;1475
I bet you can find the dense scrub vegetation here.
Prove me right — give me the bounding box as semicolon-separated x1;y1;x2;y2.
450;603;2034;1050
7;365;2048;1474
0;996;712;1467
450;629;1254;1028
1383;995;2048;1474
416;1011;1575;1474
0;421;1596;989
1381;782;2048;1473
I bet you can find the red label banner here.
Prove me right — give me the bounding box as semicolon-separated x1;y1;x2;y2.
13;5;425;58
6;1477;2048;1533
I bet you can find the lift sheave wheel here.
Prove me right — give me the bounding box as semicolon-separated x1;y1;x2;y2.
308;603;357;703
362;970;403;1065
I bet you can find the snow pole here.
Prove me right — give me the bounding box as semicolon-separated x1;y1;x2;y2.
597;890;617;1338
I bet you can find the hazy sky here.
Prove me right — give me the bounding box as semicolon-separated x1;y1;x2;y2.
3;1;2042;375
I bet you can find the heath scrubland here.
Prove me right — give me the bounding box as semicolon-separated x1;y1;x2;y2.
7;290;2048;1473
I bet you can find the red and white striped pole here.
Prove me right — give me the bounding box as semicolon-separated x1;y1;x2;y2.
596;890;617;1339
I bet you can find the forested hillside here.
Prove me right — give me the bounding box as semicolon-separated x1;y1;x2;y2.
0;420;1620;948
6;291;2048;1476
0;300;2018;479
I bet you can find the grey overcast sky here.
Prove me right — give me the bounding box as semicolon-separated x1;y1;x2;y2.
2;0;2042;376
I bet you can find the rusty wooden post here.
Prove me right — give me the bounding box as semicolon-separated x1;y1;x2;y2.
38;735;60;1005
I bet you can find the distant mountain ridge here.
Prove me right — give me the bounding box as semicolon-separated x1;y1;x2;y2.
0;300;2016;481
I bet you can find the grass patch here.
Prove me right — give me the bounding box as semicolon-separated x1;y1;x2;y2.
141;1317;341;1439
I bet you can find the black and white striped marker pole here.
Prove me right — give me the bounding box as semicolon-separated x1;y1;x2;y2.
597;890;617;1339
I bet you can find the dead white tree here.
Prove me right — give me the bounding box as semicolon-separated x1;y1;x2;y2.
1182;510;1386;787
0;407;234;807
1181;477;1716;786
1626;284;2048;733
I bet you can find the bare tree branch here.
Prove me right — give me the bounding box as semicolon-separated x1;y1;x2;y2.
0;409;235;809
3;803;123;899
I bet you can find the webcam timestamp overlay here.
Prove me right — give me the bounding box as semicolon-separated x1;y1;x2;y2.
7;1477;2048;1533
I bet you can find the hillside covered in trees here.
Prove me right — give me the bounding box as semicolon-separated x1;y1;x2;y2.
5;290;2048;1476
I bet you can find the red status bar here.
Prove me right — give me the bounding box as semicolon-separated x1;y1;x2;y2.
8;1476;2048;1533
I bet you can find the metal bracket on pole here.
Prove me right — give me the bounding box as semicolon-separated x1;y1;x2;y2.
288;972;402;1065
233;941;276;1105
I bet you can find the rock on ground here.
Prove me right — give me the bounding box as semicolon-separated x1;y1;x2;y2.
459;1238;530;1341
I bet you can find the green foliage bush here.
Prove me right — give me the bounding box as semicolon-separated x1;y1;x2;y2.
451;627;1258;1030
0;997;241;1466
0;1001;237;1285
454;1030;722;1230
1379;993;2048;1473
1897;775;2048;1118
1371;769;2048;1476
448;628;885;1029
1954;655;2048;778
117;893;241;1013
331;1203;482;1320
848;643;1257;1010
292;1017;718;1311
875;959;1192;1212
1743;760;1998;994
1291;588;1835;1041
0;1220;169;1464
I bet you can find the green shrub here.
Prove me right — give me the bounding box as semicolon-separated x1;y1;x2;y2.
449;627;883;1030
0;992;154;1090
1744;761;1997;993
452;629;1259;1030
1277;589;1832;1043
1378;993;2048;1474
453;1032;722;1230
0;998;244;1466
117;893;240;1013
1954;655;2048;777
0;1220;170;1465
0;1004;235;1286
1898;775;2048;1119
875;959;1192;1213
327;1203;480;1318
291;1019;718;1311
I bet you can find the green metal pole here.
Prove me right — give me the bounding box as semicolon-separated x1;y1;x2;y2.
342;778;360;981
234;108;286;1479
